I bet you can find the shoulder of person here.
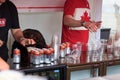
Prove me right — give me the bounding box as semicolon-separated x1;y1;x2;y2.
6;0;17;8
5;0;18;13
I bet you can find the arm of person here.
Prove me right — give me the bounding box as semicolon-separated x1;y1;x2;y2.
63;15;84;27
0;40;4;47
83;21;102;32
11;28;24;42
11;28;36;46
63;15;102;32
0;57;9;70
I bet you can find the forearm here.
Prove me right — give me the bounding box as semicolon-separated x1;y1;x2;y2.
0;39;4;47
12;28;36;46
63;15;102;31
11;29;25;43
63;15;83;27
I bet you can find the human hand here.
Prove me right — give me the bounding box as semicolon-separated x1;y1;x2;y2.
84;21;98;32
95;21;102;28
0;40;4;47
20;38;36;46
84;21;102;32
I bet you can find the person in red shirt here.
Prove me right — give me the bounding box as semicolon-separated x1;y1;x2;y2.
61;0;102;62
61;0;101;50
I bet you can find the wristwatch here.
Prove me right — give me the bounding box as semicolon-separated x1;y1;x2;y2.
81;21;85;26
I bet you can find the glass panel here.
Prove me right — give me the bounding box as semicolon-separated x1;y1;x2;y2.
71;69;98;80
107;65;120;75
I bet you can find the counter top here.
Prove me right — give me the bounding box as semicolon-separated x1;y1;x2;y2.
10;51;120;70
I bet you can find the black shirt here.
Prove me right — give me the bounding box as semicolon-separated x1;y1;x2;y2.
0;0;20;61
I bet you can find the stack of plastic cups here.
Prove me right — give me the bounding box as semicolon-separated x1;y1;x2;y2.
96;41;103;61
114;39;120;57
106;37;113;55
92;43;98;62
100;39;108;54
76;42;82;58
106;37;113;60
107;44;113;54
87;43;93;62
75;42;82;63
95;41;103;62
107;44;113;60
51;34;60;61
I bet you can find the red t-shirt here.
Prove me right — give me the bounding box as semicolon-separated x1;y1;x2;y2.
61;0;90;47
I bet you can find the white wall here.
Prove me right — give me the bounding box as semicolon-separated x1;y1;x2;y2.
19;12;63;44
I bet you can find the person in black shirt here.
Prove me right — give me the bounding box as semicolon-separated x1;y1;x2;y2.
0;0;36;61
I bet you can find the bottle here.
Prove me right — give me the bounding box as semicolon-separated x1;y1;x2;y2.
49;48;54;62
32;50;40;65
59;44;65;58
44;48;51;64
65;42;71;55
27;47;34;64
39;49;44;64
13;48;21;63
29;49;34;64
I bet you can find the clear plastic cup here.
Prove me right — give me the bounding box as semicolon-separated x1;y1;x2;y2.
69;42;82;60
